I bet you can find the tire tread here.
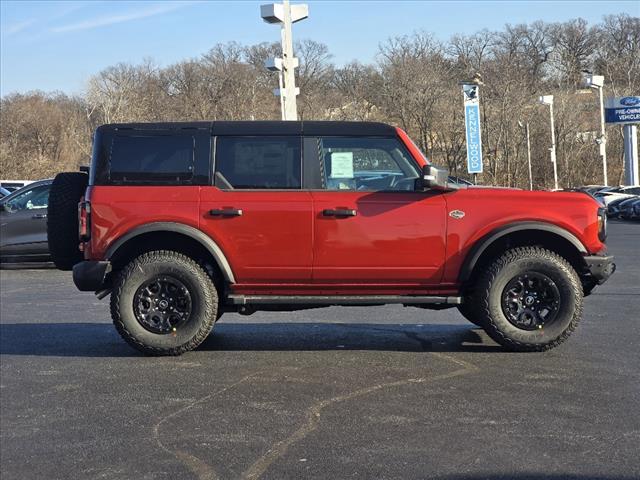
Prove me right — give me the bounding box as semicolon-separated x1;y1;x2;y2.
477;246;583;352
47;172;88;270
110;250;217;356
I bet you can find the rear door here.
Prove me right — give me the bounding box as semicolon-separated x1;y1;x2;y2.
199;135;313;283
309;136;447;285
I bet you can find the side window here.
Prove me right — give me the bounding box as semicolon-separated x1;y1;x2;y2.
215;136;301;190
3;185;50;213
109;135;194;184
319;137;420;191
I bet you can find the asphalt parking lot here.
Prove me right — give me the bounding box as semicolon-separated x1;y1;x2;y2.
1;221;639;480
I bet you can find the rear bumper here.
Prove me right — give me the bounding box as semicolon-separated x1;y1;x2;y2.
584;254;616;284
72;260;110;291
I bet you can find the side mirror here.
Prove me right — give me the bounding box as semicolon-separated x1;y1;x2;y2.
417;164;450;191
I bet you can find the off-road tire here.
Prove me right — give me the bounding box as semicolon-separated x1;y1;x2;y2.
476;247;583;352
47;172;88;270
111;250;218;356
457;298;484;327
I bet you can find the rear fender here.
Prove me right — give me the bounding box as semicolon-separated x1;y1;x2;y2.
105;222;236;283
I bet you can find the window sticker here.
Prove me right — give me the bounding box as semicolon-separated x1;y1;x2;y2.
330;152;354;178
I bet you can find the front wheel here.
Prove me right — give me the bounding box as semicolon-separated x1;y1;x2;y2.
476;247;583;351
111;250;218;355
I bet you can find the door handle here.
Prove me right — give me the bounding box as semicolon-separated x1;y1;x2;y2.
32;213;47;219
209;208;243;217
322;208;357;217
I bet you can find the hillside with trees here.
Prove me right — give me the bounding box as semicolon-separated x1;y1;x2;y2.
1;14;638;188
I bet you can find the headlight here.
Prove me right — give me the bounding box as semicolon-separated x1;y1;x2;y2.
597;207;607;242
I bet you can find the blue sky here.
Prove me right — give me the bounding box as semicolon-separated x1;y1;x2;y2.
1;0;638;96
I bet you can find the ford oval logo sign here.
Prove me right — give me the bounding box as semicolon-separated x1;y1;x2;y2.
620;97;640;107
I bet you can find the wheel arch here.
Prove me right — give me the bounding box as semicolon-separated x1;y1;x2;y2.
459;222;587;284
105;222;236;284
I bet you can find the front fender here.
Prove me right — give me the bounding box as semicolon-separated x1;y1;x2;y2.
457;221;587;283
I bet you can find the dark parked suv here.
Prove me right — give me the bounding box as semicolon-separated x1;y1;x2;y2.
47;121;614;355
0;179;52;263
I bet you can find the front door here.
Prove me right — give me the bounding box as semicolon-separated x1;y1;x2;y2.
200;135;313;284
310;136;447;285
0;183;50;259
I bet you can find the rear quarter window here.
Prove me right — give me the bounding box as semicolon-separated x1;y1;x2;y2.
109;135;195;184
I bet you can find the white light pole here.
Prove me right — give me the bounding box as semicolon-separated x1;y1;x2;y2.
539;95;558;190
623;124;639;185
519;120;533;190
265;58;285;120
261;0;308;121
584;74;608;186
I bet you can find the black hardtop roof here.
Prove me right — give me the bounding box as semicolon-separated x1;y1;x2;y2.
97;120;397;137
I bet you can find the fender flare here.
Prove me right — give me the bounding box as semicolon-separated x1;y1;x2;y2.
105;222;236;283
459;221;587;283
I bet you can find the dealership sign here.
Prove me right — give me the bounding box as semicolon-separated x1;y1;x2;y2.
462;84;483;174
605;96;640;124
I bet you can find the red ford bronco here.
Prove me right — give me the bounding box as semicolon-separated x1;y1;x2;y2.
47;121;615;355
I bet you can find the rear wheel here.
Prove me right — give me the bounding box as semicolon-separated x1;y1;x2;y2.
111;250;218;355
47;172;88;270
476;247;583;351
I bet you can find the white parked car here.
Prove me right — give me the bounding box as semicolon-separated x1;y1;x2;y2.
595;186;640;206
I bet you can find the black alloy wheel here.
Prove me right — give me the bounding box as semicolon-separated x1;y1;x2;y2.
501;272;560;331
474;246;583;351
111;250;218;355
134;276;193;334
